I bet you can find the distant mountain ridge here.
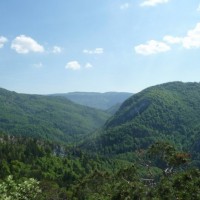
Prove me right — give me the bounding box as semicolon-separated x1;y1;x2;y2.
82;82;200;157
0;88;110;143
51;92;133;111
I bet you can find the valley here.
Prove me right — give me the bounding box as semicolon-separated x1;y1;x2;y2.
51;92;133;112
0;82;200;199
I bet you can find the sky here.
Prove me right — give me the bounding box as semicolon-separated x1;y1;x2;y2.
1;0;200;94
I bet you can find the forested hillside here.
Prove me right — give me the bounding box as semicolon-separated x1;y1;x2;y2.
51;92;133;111
0;132;112;199
1;132;199;200
83;82;200;163
1;82;200;199
0;88;110;143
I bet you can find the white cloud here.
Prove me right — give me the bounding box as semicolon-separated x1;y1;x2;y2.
83;48;104;54
85;62;93;68
120;3;130;10
52;46;62;54
182;23;200;48
140;0;169;7
135;40;171;55
163;35;183;44
163;23;200;49
33;62;43;68
136;23;200;56
65;61;81;70
11;35;44;54
0;36;8;48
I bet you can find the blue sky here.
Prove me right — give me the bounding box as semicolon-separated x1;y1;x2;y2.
0;0;200;94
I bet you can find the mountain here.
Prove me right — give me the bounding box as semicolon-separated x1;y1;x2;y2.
106;103;122;115
51;92;133;111
1;83;200;199
83;82;200;156
0;88;110;143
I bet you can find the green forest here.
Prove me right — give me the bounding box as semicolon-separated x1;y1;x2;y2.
0;88;110;143
1;82;200;199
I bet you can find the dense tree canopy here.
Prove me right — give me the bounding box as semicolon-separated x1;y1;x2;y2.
1;82;200;199
0;88;110;144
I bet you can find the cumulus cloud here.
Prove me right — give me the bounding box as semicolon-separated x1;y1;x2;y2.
0;36;8;48
11;35;44;54
135;40;171;55
52;46;62;54
181;23;200;48
65;61;81;70
163;23;200;49
140;0;169;7
85;62;93;69
120;3;130;10
135;22;200;56
163;35;183;44
83;48;104;54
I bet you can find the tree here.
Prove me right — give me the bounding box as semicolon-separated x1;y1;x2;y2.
0;175;41;200
148;141;190;174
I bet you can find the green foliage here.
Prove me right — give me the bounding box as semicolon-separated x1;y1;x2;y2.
0;133;200;199
71;163;200;199
1;82;200;199
0;88;110;144
0;175;41;200
71;142;200;199
148;141;190;170
155;169;200;200
84;82;200;157
0;134;123;199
